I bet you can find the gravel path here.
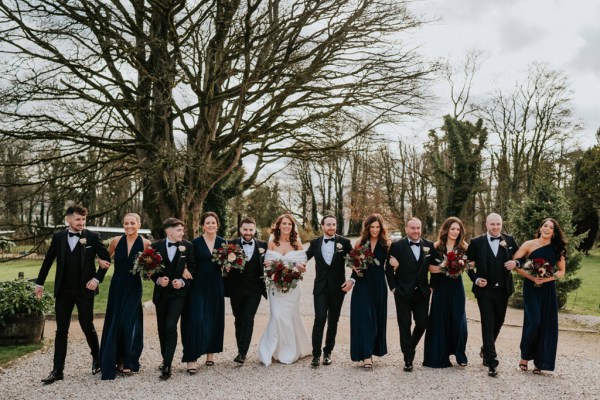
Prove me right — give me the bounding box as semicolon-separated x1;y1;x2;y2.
1;259;599;399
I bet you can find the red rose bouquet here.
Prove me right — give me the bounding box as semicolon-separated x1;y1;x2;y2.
437;248;470;278
522;257;553;287
263;260;303;293
344;244;380;277
131;247;165;280
212;242;247;276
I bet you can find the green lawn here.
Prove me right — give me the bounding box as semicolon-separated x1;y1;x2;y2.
0;259;155;314
0;343;44;366
563;250;600;316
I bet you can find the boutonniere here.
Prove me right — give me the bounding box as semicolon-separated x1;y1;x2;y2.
499;240;507;248
258;248;265;255
178;245;186;253
79;238;87;246
423;246;430;255
336;243;343;252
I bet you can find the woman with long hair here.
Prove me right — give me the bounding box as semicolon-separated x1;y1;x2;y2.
512;218;566;374
349;214;389;368
423;216;469;368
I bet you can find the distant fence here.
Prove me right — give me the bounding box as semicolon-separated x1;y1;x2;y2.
0;253;45;260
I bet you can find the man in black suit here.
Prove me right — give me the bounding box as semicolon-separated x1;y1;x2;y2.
305;214;353;367
466;213;519;377
35;204;111;384
386;217;433;372
151;218;195;380
224;217;268;364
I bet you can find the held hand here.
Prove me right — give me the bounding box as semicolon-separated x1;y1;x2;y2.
182;268;193;280
86;279;98;291
98;259;111;270
352;266;361;274
158;277;170;287
389;255;399;269
172;279;183;289
35;286;43;299
478;278;488;288
504;260;517;270
296;263;306;273
341;280;354;293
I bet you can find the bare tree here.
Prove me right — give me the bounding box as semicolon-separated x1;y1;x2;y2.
0;0;433;236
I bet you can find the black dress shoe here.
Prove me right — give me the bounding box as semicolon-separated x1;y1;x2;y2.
92;358;101;375
311;356;320;366
488;366;498;377
323;353;332;365
403;362;413;372
158;362;163;371
159;365;171;380
41;370;64;384
234;353;246;364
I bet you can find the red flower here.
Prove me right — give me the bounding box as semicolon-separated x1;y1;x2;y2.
447;252;456;261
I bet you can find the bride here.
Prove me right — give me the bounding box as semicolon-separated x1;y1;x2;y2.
257;214;311;366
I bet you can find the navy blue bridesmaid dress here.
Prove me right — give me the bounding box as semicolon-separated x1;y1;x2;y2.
423;246;468;368
350;241;388;361
520;244;559;371
99;235;144;380
181;235;226;362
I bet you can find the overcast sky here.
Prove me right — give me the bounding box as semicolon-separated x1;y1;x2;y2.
394;0;599;148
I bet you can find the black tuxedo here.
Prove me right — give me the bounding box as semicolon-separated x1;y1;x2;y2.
36;229;110;372
305;234;352;357
385;237;433;363
466;233;519;368
223;237;267;356
151;239;195;368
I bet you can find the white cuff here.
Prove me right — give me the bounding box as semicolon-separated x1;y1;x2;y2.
349;278;356;284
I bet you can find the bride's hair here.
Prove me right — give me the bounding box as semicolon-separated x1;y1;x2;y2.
272;214;300;250
358;214;388;250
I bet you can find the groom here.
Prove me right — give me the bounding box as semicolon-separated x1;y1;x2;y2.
305;214;353;367
151;217;195;380
35;204;111;384
224;217;268;364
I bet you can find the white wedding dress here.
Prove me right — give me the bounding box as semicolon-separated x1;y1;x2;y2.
257;250;311;366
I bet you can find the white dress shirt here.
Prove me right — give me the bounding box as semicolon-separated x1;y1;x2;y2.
242;238;255;260
322;236;335;265
487;233;500;257
409;239;421;261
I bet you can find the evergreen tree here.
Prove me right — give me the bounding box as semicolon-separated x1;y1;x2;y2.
571;144;600;254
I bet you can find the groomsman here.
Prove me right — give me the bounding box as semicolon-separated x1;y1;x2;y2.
386;217;433;372
224;217;268;364
466;213;519;377
35;204;111;384
151;218;195;380
305;215;353;367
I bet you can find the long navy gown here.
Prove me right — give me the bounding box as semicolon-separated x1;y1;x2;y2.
350;241;388;361
520;244;559;371
99;235;144;380
181;235;226;362
423;247;468;368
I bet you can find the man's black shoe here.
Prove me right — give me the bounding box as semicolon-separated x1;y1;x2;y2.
159;365;172;380
92;358;101;375
41;370;64;384
403;362;413;372
488;366;498;377
234;353;246;364
311;355;320;366
323;353;332;365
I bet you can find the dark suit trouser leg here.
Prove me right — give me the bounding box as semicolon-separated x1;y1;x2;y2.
74;294;99;360
156;297;184;367
231;293;261;355
53;293;76;371
312;291;329;357
393;293;414;362
410;291;429;352
477;290;508;368
324;293;344;355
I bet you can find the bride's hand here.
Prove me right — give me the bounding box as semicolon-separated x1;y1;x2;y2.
296;263;306;273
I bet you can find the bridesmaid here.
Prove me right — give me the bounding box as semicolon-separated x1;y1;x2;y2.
99;213;150;380
512;218;566;374
181;211;226;373
349;214;389;368
423;217;469;368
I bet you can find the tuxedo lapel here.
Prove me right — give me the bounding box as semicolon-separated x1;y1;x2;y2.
59;230;68;270
79;229;88;270
403;240;418;270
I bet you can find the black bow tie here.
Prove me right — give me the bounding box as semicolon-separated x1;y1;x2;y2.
68;232;81;238
168;242;178;247
490;236;501;241
410;241;421;247
242;240;253;246
324;237;335;243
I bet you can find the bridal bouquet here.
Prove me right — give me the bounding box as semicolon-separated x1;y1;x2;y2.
344;244;379;277
522;258;553;287
212;243;247;276
436;248;471;278
263;260;303;293
131;248;165;280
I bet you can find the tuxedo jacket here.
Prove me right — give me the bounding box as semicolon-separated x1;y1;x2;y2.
305;235;353;296
150;239;195;305
385;237;434;299
224;237;268;299
36;229;110;298
466;233;519;297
